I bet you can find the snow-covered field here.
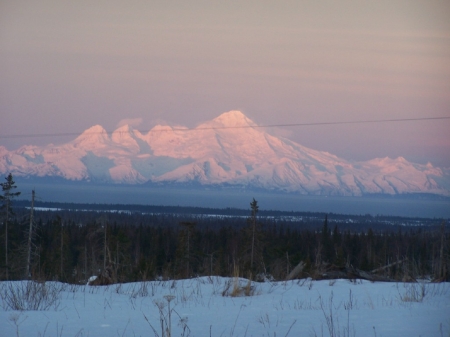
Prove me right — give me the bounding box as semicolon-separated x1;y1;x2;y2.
1;277;449;337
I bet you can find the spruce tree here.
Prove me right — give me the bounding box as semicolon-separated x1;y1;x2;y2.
249;198;259;270
0;173;21;279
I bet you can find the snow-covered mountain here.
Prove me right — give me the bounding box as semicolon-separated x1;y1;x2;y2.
1;111;449;196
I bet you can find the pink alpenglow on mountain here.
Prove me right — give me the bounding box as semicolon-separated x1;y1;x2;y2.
1;111;449;197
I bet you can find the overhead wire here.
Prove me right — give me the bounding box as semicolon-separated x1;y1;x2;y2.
0;116;449;140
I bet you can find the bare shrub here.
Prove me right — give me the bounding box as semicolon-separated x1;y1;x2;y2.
9;312;27;337
130;281;150;298
231;266;240;297
230;277;241;297
222;277;258;297
243;278;253;296
397;282;431;303
221;267;258;297
144;295;190;337
314;290;356;337
0;281;62;311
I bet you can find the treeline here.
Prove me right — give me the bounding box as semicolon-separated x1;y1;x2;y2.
1;204;448;283
13;199;444;224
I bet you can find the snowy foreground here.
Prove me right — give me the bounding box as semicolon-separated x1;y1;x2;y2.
1;277;449;337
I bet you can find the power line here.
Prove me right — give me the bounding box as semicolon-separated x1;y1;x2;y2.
0;116;449;140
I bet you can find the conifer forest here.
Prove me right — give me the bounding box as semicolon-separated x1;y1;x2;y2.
1;197;448;284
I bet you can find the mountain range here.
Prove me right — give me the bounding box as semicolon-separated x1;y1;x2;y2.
1;111;449;197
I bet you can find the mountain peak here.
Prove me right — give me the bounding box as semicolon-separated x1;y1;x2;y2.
76;125;108;139
150;125;174;132
395;156;407;162
1;111;448;197
111;124;140;152
83;125;108;134
114;124;132;133
112;124;135;142
208;110;256;128
73;124;109;147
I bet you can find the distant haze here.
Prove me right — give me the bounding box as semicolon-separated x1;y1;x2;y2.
1;1;449;166
13;180;450;218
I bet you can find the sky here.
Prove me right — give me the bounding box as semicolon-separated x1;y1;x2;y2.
1;0;449;166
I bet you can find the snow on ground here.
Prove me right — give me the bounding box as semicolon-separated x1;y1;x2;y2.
1;277;449;337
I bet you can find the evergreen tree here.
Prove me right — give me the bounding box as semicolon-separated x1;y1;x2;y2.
249;198;259;270
241;198;264;276
320;215;332;263
0;173;20;279
177;222;197;278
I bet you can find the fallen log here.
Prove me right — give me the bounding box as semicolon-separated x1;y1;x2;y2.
371;258;407;274
314;264;394;282
286;261;306;280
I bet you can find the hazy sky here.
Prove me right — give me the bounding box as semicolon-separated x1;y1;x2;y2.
1;0;449;166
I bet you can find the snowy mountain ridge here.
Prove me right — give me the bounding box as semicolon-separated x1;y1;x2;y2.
1;110;449;196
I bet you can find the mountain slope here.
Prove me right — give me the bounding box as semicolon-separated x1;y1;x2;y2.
1;111;448;196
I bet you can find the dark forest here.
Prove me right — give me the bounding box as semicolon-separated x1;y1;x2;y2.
1;199;448;284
